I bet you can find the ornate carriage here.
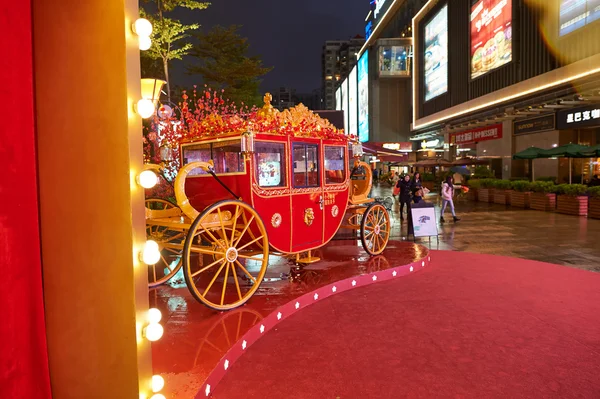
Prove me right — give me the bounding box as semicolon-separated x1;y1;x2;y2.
145;93;390;310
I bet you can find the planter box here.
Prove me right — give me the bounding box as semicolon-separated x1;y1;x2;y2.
478;188;495;203
466;188;478;201
530;193;556;212
510;191;531;208
589;198;600;219
557;195;588;216
493;190;512;205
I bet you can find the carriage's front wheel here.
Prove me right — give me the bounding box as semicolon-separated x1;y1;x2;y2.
183;200;269;311
360;203;391;256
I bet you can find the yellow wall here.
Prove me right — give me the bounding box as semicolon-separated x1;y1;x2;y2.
33;0;151;396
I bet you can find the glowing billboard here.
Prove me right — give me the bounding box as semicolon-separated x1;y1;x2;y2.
341;79;348;133
349;66;358;136
423;4;448;101
358;51;369;142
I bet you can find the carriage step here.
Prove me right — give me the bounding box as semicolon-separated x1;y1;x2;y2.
295;251;321;265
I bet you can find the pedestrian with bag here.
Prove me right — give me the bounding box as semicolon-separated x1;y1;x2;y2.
440;175;461;223
412;172;424;204
395;174;412;220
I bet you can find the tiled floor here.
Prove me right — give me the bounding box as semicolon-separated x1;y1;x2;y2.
371;185;600;272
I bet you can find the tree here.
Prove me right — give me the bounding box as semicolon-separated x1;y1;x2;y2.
140;0;209;100
187;25;272;107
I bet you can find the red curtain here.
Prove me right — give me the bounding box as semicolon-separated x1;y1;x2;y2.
0;0;52;397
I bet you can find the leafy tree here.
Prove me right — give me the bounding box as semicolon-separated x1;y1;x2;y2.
187;25;272;107
140;0;209;100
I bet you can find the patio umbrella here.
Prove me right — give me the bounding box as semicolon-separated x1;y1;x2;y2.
450;166;471;175
451;157;489;165
512;147;545;160
577;144;600;157
538;143;592;184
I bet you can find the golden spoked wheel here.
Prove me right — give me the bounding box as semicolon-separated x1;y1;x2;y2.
145;199;184;288
360;203;391;256
183;199;269;311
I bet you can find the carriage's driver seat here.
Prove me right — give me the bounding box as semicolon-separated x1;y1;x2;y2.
348;160;375;205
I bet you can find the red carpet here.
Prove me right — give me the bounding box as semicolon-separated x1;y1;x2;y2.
211;251;600;399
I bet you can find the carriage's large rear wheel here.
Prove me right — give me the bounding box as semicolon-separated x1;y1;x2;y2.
360;203;391;256
183;200;269;311
145;199;184;288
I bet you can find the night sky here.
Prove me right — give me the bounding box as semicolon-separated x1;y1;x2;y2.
171;0;368;93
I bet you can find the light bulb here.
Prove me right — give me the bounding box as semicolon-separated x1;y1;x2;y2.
136;99;155;118
150;394;166;399
142;240;161;265
133;18;153;37
144;322;164;342
139;36;152;51
148;308;162;324
137;170;158;189
151;375;165;393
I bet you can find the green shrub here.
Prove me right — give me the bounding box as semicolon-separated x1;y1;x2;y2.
473;166;494;179
511;180;532;192
536;176;557;183
492;180;512;190
421;172;435;182
509;176;529;181
588;186;600;198
530;181;556;193
479;178;497;188
468;179;481;189
555;184;588;196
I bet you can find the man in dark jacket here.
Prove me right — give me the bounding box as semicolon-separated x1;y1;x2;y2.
396;174;412;220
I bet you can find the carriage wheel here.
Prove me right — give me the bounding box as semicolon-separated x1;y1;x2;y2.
183;199;269;311
145;199;184;288
360;203;391;256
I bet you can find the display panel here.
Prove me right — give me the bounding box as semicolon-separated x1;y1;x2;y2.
335;87;342;111
470;0;512;79
559;0;600;36
378;46;411;76
357;51;369;143
348;66;358;136
341;80;348;134
255;141;286;187
424;4;448;101
324;146;346;184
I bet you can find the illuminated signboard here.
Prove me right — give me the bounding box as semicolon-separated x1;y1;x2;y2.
470;0;512;79
349;66;358;136
374;0;389;18
358;51;369;143
341;79;348;133
557;104;600;129
560;0;600;36
450;124;503;145
424;4;448;101
335;87;342;111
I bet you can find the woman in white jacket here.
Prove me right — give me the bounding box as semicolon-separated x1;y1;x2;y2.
440;175;461;223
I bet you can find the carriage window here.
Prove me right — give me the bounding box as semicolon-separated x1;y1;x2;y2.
293;143;319;187
255;142;286;187
182;140;244;176
324;146;346;184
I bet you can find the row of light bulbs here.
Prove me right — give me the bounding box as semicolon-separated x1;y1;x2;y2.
132;18;158;118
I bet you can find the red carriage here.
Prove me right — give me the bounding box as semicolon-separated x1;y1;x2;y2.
145;93;391;310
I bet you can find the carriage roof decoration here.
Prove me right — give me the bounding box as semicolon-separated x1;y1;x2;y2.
144;87;382;312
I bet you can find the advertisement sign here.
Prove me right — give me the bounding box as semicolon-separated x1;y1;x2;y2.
358;51;369;143
335;87;342;111
424;4;448;101
349;66;358;136
470;0;512;79
411;206;438;238
513;114;555;135
450;124;503;145
341;79;348;133
556;104;600;129
559;0;600;36
380;142;413;151
379;46;411;76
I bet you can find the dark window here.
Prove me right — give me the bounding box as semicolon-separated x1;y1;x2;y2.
293;143;319;187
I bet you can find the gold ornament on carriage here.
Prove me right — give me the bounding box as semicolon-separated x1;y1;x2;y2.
304;208;315;226
331;205;339;218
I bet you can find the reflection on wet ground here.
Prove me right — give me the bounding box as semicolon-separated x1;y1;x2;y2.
369;185;600;272
151;240;428;398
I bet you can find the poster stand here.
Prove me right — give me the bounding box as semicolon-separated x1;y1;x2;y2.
408;201;439;244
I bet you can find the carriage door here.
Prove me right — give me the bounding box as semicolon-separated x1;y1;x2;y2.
291;141;324;252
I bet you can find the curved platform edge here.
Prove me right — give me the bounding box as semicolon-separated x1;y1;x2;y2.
195;250;433;399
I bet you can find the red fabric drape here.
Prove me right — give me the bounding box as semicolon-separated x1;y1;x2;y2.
0;0;52;397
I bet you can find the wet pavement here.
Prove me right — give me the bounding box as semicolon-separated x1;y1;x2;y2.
370;184;600;273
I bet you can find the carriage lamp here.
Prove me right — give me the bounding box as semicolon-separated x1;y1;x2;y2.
136;99;155;119
241;131;255;156
132;18;153;50
151;375;165;393
159;145;174;163
352;141;364;157
147;308;162;324
141;240;161;265
137;170;159;189
143;322;164;342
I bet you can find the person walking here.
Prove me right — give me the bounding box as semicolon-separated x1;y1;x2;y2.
440;175;461;223
412;172;423;204
396;174;412;220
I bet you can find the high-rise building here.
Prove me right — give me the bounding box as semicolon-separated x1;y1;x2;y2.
272;87;296;111
321;36;365;110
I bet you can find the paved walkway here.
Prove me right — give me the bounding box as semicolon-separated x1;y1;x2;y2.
370;184;600;272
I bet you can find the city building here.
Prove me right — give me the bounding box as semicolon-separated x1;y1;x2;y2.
321;36;365;110
272;87;296;111
410;0;600;182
